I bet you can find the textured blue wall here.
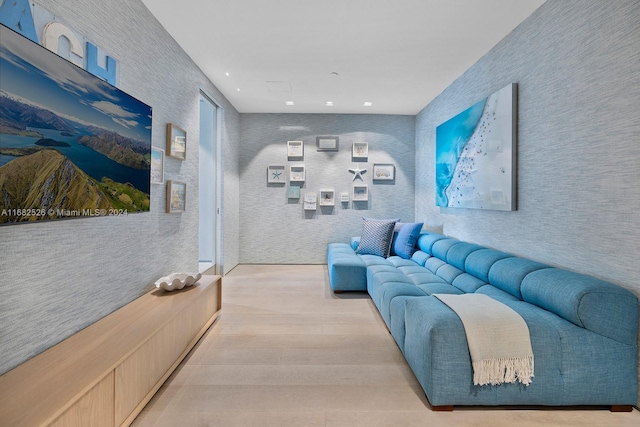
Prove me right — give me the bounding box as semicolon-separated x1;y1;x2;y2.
0;0;241;374
415;0;640;405
239;114;415;263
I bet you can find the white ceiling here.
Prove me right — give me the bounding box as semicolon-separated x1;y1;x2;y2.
141;0;545;115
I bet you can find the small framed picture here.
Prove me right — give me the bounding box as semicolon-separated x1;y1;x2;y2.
319;189;335;206
166;180;186;213
373;163;395;181
317;136;339;151
352;142;368;159
267;165;286;184
304;193;317;210
340;192;350;203
290;165;306;182
288;185;301;199
353;184;368;201
287;140;304;158
166;123;186;160
150;147;165;184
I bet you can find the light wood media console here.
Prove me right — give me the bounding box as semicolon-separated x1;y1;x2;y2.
0;275;222;427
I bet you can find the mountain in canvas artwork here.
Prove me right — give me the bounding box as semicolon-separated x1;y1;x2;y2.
0;24;152;224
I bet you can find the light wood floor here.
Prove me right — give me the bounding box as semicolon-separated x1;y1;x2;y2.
132;264;639;427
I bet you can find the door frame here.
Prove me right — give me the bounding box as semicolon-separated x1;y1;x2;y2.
199;90;224;275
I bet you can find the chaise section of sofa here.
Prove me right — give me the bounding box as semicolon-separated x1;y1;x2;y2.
326;231;639;410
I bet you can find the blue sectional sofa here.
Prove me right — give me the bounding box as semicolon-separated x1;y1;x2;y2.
327;231;639;410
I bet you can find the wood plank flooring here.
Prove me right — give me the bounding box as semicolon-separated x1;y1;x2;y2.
132;264;639;426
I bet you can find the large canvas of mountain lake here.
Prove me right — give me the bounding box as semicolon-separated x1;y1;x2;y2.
0;24;152;224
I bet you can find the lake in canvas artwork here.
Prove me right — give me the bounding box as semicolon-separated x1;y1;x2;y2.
0;24;152;224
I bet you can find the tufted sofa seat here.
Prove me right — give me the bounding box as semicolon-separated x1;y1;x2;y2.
326;231;639;410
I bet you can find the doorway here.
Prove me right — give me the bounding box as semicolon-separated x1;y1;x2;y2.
199;92;221;274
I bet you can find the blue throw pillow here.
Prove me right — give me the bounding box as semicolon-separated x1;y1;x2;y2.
356;217;399;257
391;222;423;259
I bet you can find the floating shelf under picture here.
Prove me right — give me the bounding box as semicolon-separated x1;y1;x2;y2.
353;184;368;201
290;165;306;182
352;142;368;159
267;165;286;184
319;189;335;206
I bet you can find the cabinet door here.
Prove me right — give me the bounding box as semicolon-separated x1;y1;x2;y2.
50;372;114;427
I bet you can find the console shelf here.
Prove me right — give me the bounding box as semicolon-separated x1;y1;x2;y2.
0;275;222;427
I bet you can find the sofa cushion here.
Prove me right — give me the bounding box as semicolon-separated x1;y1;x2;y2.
327;243;367;291
431;238;459;261
417;233;447;253
391;222;424;259
446;242;485;271
521;268;639;345
451;273;486;293
487;257;549;300
464;249;513;282
356;217;398;257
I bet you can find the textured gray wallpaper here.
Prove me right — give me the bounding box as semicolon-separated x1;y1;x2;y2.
0;0;241;374
239;114;415;263
415;0;640;405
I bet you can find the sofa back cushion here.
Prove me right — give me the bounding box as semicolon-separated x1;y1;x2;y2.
488;258;549;300
417;233;447;254
446;242;485;270
431;238;459;261
464;249;513;282
521;268;639;345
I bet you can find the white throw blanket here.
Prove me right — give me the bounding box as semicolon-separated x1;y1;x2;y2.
433;293;534;386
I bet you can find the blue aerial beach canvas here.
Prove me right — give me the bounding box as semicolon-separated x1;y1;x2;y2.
435;83;517;211
0;24;152;224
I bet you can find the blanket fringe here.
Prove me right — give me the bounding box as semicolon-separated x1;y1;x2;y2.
472;356;534;386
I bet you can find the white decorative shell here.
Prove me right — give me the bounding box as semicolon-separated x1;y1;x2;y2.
155;272;202;291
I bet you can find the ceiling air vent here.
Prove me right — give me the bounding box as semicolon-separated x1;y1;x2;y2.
266;81;292;92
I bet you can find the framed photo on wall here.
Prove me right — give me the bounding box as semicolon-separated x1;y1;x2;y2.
317;136;338;151
352;142;368;159
287;140;304;158
319;189;335;206
166;123;187;160
166;180;186;213
353;184;368;201
288;185;301;199
150;147;165;184
304;193;317;210
290;165;306;182
372;163;395;181
267;165;286;184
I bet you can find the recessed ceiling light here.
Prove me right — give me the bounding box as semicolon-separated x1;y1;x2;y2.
225;72;230;76
285;101;295;106
363;102;373;107
236;88;240;91
325;101;334;107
